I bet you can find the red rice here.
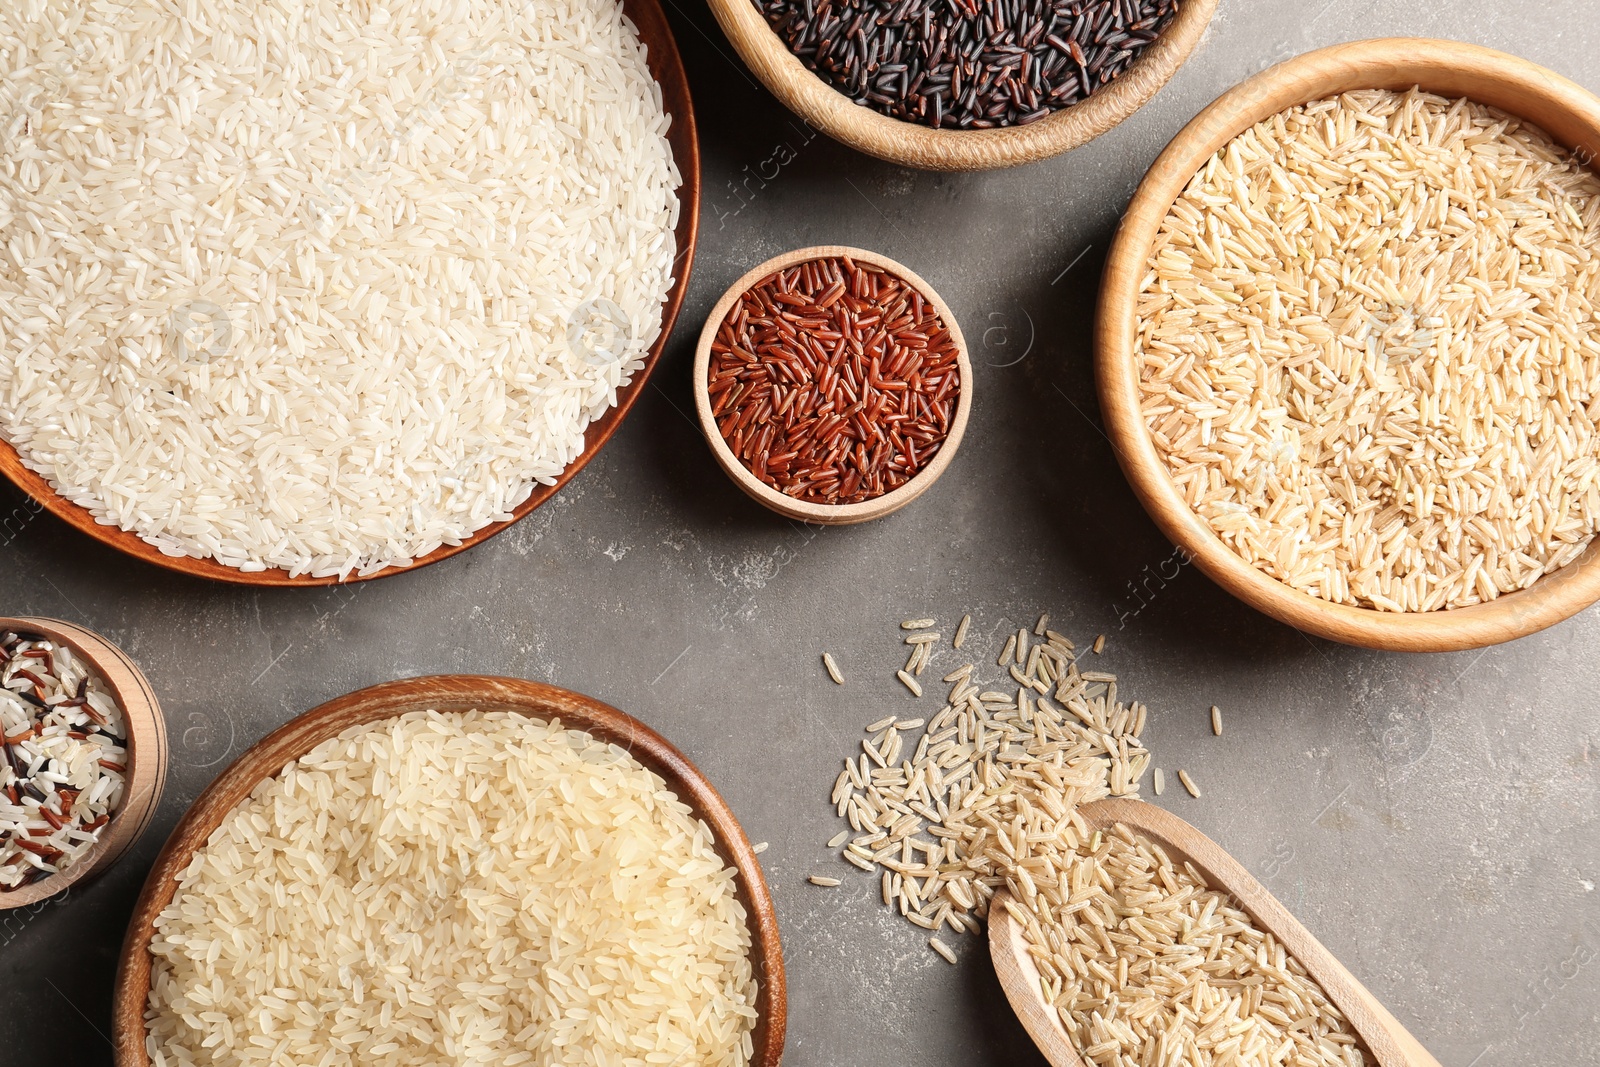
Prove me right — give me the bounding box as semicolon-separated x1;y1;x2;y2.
707;256;961;505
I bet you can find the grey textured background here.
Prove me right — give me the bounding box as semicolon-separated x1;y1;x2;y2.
4;1;1599;1064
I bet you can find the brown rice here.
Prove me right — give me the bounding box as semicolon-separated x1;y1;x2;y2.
1137;88;1600;611
1016;823;1369;1066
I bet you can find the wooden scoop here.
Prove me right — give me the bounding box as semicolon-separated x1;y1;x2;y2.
988;798;1442;1067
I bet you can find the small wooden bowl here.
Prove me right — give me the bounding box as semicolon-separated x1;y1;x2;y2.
705;0;1217;171
1096;38;1600;652
692;245;972;525
0;617;167;909
0;0;699;588
111;676;786;1067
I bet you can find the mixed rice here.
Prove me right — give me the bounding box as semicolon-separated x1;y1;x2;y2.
0;630;126;889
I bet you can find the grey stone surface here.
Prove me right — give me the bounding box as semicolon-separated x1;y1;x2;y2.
4;1;1599;1063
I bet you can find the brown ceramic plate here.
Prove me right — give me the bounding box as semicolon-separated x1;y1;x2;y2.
111;676;785;1066
0;0;700;587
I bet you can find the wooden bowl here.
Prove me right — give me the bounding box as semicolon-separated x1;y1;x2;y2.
0;0;700;588
1096;38;1600;652
0;617;167;909
705;0;1217;171
692;245;972;525
111;676;786;1066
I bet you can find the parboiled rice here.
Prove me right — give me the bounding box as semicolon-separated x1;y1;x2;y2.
145;710;756;1067
0;0;679;577
1137;88;1600;611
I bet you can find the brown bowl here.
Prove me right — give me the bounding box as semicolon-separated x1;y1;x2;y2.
0;0;700;588
1096;38;1600;652
0;617;167;909
111;676;785;1066
705;0;1217;171
692;245;972;525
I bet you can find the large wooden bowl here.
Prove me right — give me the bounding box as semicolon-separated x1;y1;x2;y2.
111;676;785;1066
0;617;167;909
692;245;973;524
0;0;699;587
1097;38;1600;652
706;0;1217;171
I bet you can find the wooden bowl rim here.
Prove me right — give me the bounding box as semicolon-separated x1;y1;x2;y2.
704;0;1219;171
0;616;167;909
0;0;700;588
1095;37;1600;652
110;675;786;1067
692;245;972;525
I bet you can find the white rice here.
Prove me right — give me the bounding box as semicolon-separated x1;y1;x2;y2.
144;710;756;1067
0;0;680;577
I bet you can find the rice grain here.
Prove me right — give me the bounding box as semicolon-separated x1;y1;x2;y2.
1;0;681;579
1031;825;1369;1066
144;711;756;1066
1138;88;1600;611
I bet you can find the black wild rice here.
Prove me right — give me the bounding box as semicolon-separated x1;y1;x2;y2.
758;0;1179;129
